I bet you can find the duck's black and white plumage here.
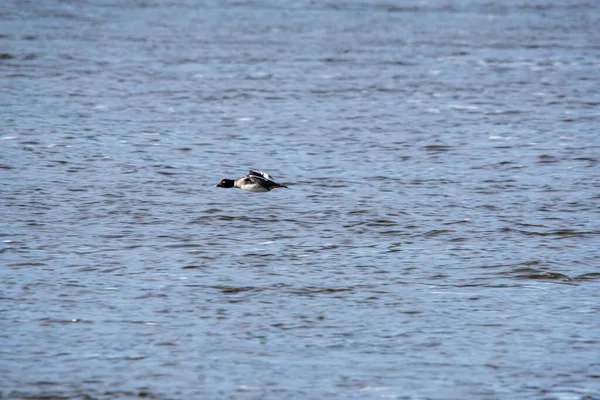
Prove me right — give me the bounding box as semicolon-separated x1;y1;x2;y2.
215;170;288;192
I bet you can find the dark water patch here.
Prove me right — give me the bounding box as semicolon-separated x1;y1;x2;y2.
574;273;600;281
379;230;407;236
271;322;321;331
422;229;452;237
368;175;403;182
511;222;548;229
309;88;365;96
372;86;406;93
479;204;500;211
244;253;275;258
162;242;205;249
430;273;449;280
347;209;370;215
382;60;416;66
448;237;469;242
321;57;351;63
453;282;524;288
478;260;544;271
572;157;598;166
499;227;599;238
211;215;281;223
156;170;177;176
365;219;398;227
515;271;572;282
408;178;458;186
180;265;212;270
421;144;452;152
134;293;168;300
10;394;71;400
537;154;561;164
472;161;524;170
215;286;258;294
8;262;47;268
481;178;517;184
442;219;470;225
289;286;356;296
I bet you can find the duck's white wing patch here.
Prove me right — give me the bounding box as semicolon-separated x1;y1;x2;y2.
248;170;274;181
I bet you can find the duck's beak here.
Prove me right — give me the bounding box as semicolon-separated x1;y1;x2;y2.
215;183;222;188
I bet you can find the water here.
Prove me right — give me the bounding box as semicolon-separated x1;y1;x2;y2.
1;1;599;399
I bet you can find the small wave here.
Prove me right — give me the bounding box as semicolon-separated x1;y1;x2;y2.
423;229;452;237
514;271;572;281
422;144;452;152
499;227;599;238
289;286;355;296
215;285;257;294
573;273;600;281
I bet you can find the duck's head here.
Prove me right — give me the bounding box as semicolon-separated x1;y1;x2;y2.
215;179;234;188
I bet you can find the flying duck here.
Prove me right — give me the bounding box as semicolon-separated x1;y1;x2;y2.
215;170;288;192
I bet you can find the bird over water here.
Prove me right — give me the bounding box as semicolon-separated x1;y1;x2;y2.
215;170;288;192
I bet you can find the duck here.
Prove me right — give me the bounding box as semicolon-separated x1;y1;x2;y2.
215;170;288;192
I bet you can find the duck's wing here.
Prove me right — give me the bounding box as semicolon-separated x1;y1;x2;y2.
246;174;273;190
248;170;274;182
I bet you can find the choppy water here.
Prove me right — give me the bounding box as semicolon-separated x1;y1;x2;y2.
1;1;600;399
